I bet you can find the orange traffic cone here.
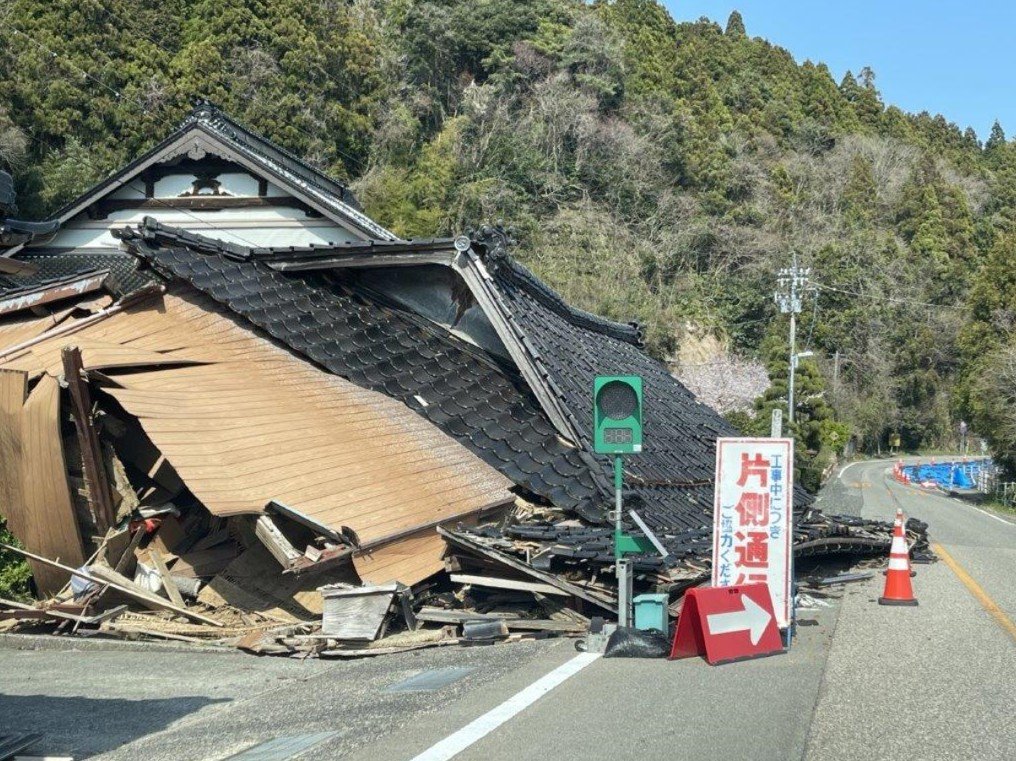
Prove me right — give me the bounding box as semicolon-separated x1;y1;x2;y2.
879;509;918;606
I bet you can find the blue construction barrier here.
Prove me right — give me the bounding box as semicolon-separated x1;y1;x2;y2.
900;459;990;490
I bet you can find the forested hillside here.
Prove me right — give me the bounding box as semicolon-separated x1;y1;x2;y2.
4;0;1016;479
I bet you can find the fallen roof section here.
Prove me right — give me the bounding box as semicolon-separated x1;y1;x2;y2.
115;222;605;520
0;289;515;546
119;220;811;533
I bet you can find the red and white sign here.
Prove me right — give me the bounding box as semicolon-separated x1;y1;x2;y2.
712;438;794;628
669;583;783;664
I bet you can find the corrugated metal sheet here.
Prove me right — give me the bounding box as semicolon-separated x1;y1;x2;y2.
1;290;514;561
0;371;85;593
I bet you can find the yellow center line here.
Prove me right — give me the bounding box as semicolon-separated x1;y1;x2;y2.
932;542;1016;643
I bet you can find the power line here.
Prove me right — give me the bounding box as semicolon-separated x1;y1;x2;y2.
811;281;965;312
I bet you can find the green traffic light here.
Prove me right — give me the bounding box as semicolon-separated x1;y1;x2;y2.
593;375;642;455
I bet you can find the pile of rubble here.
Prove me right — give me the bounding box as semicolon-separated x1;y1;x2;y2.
1;492;931;658
0;499;604;656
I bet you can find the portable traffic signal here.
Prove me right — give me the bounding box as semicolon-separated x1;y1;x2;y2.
593;375;643;454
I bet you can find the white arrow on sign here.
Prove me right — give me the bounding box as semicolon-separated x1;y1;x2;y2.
706;595;772;645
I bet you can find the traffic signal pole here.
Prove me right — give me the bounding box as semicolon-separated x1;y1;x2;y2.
593;376;642;629
614;455;632;627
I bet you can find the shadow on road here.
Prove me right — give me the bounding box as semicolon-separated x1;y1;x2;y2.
0;693;229;758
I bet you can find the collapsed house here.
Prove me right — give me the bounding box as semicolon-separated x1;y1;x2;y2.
0;105;925;653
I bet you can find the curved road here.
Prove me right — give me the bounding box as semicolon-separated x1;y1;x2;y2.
831;458;1015;617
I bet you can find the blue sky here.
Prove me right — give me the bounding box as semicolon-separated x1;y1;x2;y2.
663;1;1012;140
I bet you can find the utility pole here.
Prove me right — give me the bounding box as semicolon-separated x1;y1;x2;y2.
833;350;840;392
775;255;811;424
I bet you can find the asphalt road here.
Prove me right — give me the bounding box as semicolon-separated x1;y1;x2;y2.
362;458;1016;761
805;459;1016;761
1;459;1013;760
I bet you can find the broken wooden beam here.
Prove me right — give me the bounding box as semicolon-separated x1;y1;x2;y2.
148;548;185;607
437;527;615;612
414;607;518;624
254;515;302;570
0;543;223;627
62;346;116;534
0;597;127;625
449;573;569;597
113;527;145;574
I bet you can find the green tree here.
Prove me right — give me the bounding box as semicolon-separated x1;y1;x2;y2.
841;154;878;223
986;119;1006;152
724;10;746;38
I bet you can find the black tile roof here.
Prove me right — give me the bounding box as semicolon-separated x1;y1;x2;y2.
115;222;607;519
48;103;393;241
474;255;739;529
0;250;154;298
473;239;814;529
117;220;813;535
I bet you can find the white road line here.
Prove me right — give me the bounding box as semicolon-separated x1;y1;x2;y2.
956;501;1015;526
837;461;862;479
409;653;601;761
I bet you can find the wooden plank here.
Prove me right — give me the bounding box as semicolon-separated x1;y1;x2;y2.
415;607;520;624
254;515;302;569
0;543;223;627
113;528;145;575
62;346;116;534
148;548;185;607
103;528;131;571
0;369;26;524
503;618;586;632
449;573;569;597
0;597;127;625
437;527;616;612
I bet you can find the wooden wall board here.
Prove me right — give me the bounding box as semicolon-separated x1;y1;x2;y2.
1;371;85;593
